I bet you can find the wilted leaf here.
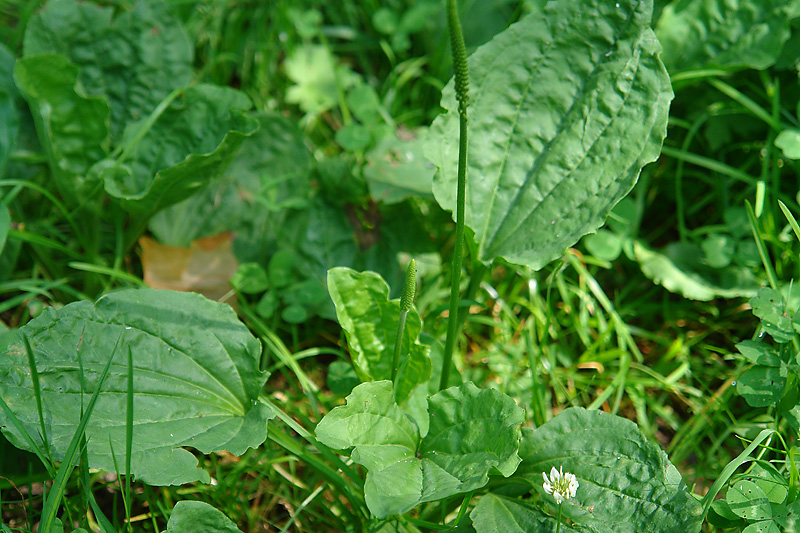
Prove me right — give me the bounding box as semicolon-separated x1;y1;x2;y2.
139;235;239;302
426;0;672;270
0;289;272;485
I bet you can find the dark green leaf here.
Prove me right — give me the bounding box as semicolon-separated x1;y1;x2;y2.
23;0;193;144
365;129;435;204
336;124;372;151
634;241;760;301
426;0;672;270
0;43;18;179
471;493;570;533
13;53;110;204
744;463;789;506
656;0;799;72
268;250;297;289
0;289;273;485
326;360;361;396
0;205;9;256
231;263;270;294
99;84;258;215
516;407;703;532
583;230;623;262
149;112;312;247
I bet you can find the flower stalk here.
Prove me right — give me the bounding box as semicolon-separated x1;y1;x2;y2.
440;0;470;391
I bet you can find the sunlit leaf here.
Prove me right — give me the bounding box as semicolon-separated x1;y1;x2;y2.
316;381;524;518
426;0;672;270
515;407;703;532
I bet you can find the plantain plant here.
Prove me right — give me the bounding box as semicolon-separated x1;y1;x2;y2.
0;0;710;531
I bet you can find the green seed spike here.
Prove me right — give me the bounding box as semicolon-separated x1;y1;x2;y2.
447;0;469;115
400;259;416;311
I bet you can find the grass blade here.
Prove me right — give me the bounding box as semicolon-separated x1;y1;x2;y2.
39;335;122;532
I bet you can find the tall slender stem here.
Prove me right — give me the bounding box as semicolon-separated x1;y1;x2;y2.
440;0;469;391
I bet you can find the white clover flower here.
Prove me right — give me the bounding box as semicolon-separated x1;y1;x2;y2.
542;466;579;504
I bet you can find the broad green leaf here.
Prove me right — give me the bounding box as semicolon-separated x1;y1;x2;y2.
425;0;672;270
98;84;258;215
149;112;312;247
364;130;435;204
316;381;524;518
327;267;431;404
0;43;18;179
737;366;787;408
23;0;193;144
656;0;800;73
727;480;772;520
0;289;273;486
737;341;781;368
634;241;760;301
471;493;572;533
515;407;703;532
165;501;241;533
13;53;110;205
750;288;794;343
